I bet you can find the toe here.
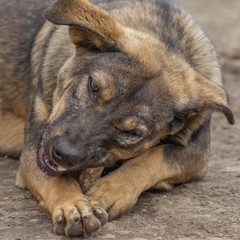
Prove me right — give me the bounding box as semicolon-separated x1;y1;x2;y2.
52;206;83;237
65;209;83;236
90;200;109;226
53;209;65;235
75;201;101;235
83;214;101;235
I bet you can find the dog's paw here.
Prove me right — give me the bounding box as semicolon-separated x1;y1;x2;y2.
86;176;139;220
52;196;108;236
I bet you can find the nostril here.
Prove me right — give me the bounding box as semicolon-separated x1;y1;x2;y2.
51;138;79;166
52;145;63;162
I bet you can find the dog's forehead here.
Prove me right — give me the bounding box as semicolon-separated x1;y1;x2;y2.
88;51;135;75
88;52;162;88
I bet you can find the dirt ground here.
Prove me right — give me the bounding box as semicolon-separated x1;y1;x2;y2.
0;0;239;239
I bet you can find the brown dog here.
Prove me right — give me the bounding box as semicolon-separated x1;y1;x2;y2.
0;0;234;237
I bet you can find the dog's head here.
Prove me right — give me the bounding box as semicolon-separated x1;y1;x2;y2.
37;0;234;176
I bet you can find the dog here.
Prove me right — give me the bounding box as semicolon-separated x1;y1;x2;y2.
0;0;234;237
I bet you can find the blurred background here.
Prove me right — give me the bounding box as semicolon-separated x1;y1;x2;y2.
179;0;240;56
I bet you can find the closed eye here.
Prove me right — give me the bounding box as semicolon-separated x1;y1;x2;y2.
116;128;144;146
121;129;143;138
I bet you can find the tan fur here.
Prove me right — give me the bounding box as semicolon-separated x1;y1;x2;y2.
48;97;67;122
46;0;124;49
118;28;166;74
17;147;107;236
35;95;50;123
86;144;208;218
86;146;181;217
112;4;222;87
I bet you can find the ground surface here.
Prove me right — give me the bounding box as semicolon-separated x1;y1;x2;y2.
0;0;239;239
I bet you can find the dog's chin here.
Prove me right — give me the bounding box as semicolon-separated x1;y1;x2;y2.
37;141;68;177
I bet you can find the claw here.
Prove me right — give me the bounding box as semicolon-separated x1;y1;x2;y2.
57;215;64;225
94;208;108;226
82;214;101;235
55;215;65;235
70;209;81;223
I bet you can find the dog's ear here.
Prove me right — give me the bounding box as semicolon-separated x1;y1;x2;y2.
45;0;124;50
190;71;235;125
168;71;234;146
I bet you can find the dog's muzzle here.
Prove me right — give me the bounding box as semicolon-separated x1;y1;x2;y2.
37;141;67;176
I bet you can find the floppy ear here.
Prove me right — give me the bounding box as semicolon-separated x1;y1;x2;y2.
191;72;235;125
168;70;234;146
45;0;124;50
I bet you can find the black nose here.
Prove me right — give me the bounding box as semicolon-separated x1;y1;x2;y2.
51;138;79;166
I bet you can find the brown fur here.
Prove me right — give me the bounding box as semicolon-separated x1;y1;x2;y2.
0;0;234;237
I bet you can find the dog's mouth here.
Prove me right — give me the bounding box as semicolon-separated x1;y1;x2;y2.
37;141;67;176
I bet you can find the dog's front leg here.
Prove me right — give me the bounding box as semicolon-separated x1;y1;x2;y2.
86;146;176;219
86;122;210;219
16;139;108;237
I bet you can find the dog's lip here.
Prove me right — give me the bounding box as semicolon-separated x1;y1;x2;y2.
37;141;67;177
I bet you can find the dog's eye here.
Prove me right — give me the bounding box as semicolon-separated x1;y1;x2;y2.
88;76;98;93
126;129;142;137
117;128;143;146
120;128;143;138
